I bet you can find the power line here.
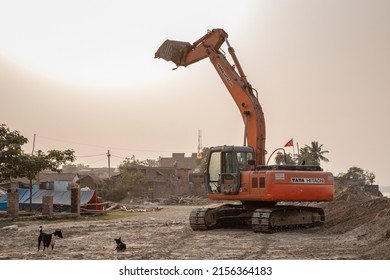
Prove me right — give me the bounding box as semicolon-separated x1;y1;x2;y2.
36;135;110;149
88;157;108;165
76;153;107;158
35;134;194;155
111;154;128;160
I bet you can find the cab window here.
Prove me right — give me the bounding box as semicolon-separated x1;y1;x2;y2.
236;152;253;170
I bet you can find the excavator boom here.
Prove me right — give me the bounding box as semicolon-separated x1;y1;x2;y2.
155;28;266;165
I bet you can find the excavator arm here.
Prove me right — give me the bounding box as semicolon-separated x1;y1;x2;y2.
156;29;334;233
155;28;266;165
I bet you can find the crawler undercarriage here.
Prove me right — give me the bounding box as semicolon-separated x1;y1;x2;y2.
189;203;325;233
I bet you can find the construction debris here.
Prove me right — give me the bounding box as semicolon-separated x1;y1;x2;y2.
118;205;163;213
162;195;210;205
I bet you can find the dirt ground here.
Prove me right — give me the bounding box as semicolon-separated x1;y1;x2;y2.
0;185;389;260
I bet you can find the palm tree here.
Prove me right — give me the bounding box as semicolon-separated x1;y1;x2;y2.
298;141;329;166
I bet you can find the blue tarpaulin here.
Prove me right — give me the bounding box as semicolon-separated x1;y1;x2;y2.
0;189;95;211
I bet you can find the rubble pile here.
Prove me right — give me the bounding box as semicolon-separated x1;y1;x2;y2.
162;195;211;205
320;184;390;258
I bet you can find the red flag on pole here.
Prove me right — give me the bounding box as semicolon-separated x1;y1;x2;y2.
284;138;294;147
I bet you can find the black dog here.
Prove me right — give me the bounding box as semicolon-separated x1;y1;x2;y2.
114;237;126;251
38;226;63;251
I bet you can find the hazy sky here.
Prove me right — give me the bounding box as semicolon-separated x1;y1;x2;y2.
1;0;390;186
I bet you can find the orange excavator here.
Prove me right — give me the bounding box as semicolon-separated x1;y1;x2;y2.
155;29;334;232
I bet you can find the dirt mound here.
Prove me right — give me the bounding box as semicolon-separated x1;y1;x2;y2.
333;184;371;203
322;185;389;230
320;184;390;259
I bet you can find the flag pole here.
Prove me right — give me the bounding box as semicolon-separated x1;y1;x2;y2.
292;138;295;156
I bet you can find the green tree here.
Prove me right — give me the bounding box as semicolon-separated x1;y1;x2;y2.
117;157;147;185
104;157;148;201
337;166;375;185
21;149;76;179
297;141;329;166
120;155;159;167
1;124;76;182
365;170;376;185
0;124;28;181
274;151;296;165
1;124;76;210
297;146;314;165
22;149;75;211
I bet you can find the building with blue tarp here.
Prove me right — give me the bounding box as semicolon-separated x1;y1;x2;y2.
0;188;101;211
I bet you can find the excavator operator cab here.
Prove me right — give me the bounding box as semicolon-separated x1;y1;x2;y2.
205;146;255;195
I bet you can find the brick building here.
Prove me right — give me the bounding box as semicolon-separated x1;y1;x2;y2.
160;153;198;170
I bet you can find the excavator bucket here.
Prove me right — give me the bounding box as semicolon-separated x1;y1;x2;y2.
155;40;192;68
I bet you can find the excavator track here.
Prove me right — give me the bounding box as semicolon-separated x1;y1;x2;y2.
251;206;325;233
189;207;217;231
190;205;325;233
189;204;253;230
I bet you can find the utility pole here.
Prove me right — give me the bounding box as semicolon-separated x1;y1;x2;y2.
197;130;203;159
32;134;36;155
29;134;36;212
107;150;111;179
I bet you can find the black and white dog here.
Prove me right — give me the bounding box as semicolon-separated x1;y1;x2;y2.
38;226;63;251
114;237;126;251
